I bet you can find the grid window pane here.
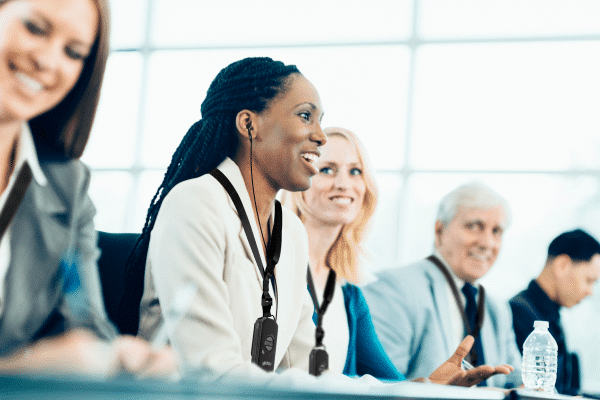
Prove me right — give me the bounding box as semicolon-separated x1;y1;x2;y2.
151;0;412;47
109;0;148;49
419;0;600;39
83;52;143;169
410;42;600;171
362;173;404;270
142;46;410;170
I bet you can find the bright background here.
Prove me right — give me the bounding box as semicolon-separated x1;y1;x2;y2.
82;0;600;390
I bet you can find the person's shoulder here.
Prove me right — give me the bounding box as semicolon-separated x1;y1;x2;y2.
341;283;372;316
280;201;305;232
508;289;537;318
153;174;234;234
362;260;432;305
163;174;228;211
341;281;360;298
509;289;528;305
168;172;222;196
38;159;90;203
375;258;432;283
40;158;88;182
508;282;535;309
362;262;432;317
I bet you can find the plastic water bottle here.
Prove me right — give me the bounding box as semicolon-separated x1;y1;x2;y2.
521;320;558;392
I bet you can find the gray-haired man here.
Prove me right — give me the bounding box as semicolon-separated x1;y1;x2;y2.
363;182;522;388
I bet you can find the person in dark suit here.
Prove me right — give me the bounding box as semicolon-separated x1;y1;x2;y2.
0;0;174;377
510;229;600;395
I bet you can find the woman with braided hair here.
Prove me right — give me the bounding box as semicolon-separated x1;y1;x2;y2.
120;57;328;376
120;57;512;388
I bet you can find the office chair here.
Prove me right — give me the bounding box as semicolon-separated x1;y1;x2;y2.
96;231;139;334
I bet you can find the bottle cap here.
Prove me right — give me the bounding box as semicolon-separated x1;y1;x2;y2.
533;320;549;329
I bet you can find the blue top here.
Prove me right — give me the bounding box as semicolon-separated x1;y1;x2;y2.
311;283;405;380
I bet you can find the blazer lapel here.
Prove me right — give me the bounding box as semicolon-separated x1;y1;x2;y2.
426;262;454;355
238;226;266;285
217;159;266;287
262;213;296;365
0;180;68;350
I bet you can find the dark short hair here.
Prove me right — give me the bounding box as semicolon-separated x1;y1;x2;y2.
548;229;600;263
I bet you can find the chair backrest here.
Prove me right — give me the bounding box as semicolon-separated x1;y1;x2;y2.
96;231;139;334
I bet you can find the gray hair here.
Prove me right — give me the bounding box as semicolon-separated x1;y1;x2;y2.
436;182;512;227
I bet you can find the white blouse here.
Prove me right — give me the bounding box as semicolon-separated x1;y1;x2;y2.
314;280;350;373
0;123;46;315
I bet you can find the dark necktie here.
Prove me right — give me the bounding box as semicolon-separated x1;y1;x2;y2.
462;282;486;385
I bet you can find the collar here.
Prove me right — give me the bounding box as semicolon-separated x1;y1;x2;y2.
216;157;272;268
218;156;276;227
527;279;561;322
433;249;474;291
18;123;47;187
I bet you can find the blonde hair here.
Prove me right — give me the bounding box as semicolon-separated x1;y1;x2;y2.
281;127;378;284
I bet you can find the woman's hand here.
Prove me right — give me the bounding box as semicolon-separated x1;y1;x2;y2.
0;329;178;379
427;335;514;386
112;335;178;379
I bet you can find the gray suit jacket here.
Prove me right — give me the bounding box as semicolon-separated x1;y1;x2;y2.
362;258;522;388
0;160;116;356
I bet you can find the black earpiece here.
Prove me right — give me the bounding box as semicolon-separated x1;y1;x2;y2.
246;123;252;140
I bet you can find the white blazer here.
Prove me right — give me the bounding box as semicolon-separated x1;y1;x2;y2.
138;158;315;376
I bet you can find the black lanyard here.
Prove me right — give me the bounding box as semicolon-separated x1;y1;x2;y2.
426;255;485;339
307;266;336;345
0;163;32;242
209;168;281;318
306;266;336;376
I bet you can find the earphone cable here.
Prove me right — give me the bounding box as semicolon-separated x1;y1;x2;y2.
250;136;278;320
249;137;268;251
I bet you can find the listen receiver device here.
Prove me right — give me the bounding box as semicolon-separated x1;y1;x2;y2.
251;316;278;371
309;346;329;376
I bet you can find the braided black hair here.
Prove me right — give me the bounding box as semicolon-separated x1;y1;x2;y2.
119;57;300;334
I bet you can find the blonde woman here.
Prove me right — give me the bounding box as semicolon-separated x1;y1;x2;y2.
282;127;402;379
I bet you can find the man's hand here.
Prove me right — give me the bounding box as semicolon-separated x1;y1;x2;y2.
428;335;514;387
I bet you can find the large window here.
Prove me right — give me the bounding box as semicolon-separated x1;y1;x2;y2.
83;0;600;390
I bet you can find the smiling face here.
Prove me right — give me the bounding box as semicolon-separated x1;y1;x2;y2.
556;254;600;308
435;205;505;283
0;0;98;123
302;135;366;227
252;73;326;192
